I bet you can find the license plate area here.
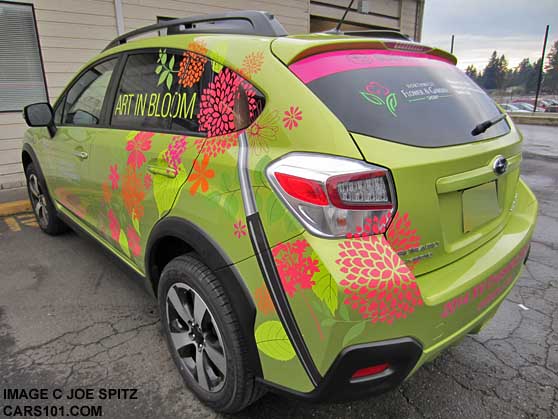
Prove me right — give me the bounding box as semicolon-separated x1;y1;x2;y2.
462;181;500;233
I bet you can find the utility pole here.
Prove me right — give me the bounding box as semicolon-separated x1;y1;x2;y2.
534;25;550;112
450;34;455;54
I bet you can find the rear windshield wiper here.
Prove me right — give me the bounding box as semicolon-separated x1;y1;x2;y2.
471;113;507;136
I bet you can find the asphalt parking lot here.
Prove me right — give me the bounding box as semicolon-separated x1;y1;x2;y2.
1;128;557;418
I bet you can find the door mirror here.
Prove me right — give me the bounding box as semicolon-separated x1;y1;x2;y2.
23;102;56;136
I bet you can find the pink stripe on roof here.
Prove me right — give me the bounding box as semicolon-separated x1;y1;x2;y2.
289;49;452;84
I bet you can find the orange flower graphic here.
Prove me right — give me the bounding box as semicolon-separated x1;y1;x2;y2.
178;41;208;88
102;180;112;204
255;285;275;315
188;155;214;196
240;51;264;77
122;167;145;220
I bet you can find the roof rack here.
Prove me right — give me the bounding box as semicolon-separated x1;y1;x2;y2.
324;29;412;41
103;10;287;51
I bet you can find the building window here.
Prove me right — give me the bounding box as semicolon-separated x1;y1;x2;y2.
0;2;48;112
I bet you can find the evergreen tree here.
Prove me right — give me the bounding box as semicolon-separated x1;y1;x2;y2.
481;51;500;90
465;64;479;83
543;40;558;94
527;58;543;93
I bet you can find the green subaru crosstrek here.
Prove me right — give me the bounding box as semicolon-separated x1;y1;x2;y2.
21;11;538;413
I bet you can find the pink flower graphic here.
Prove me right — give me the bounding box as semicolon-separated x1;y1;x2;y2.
365;81;390;97
197;69;260;137
126;226;141;257
144;173;152;190
163;135;188;173
336;234;423;324
108;209;120;241
198;68;239;137
272;239;320;297
282;106;303;130
233;220;247;238
109;164;119;190
195;133;238;158
126;132;154;169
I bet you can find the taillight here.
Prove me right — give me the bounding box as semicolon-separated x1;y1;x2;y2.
266;153;396;238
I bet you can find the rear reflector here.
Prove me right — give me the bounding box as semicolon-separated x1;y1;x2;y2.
351;363;390;379
275;172;328;206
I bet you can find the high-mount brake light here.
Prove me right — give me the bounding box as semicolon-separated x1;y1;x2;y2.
266;153;397;238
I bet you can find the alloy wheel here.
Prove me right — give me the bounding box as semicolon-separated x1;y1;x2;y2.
28;174;49;229
166;283;227;392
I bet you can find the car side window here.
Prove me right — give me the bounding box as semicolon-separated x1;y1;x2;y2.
62;59;117;126
111;48;265;136
53;95;65;125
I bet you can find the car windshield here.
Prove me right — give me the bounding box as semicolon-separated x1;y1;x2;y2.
290;49;510;148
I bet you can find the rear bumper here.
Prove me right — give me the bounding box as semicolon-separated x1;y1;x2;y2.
260;337;422;402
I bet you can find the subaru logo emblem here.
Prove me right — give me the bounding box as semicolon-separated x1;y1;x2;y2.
492;155;508;175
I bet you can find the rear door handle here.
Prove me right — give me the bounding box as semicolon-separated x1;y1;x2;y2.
73;151;88;160
147;165;177;178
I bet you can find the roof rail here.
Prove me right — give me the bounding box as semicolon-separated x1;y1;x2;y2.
103;10;287;51
325;29;412;41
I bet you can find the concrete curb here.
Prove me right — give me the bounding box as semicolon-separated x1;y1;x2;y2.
0;200;31;217
510;113;558;126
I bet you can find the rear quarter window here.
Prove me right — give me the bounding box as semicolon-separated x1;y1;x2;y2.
290;49;510;148
111;48;265;137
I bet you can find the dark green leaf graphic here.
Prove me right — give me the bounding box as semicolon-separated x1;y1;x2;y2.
386;92;398;117
342;321;366;347
360;91;385;106
312;265;338;315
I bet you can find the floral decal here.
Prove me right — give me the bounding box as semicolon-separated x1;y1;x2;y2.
143;173;152;190
122;166;145;220
163;135;188;173
198;68;238;137
126;226;141;257
188;155;215;196
282;106;303;130
360;81;398;117
195;133;238;158
126;132;153;169
247;110;279;155
240;51;264;77
197;68;260;137
108;209;120;241
336;224;423;324
386;212;421;271
272;239;320;298
233;220;247;238
102;180;112;204
109;164;119;190
178;41;208;88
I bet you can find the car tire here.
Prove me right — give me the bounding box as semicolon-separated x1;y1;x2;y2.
25;163;68;235
158;254;265;413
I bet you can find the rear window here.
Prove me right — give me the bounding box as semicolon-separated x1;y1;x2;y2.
290;49;510;148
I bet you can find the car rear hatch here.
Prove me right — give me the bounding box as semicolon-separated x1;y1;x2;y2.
275;37;523;276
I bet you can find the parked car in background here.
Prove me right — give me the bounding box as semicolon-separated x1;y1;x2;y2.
513;98;548;111
500;103;528;113
513;102;544;112
545;104;558;113
20;11;538;413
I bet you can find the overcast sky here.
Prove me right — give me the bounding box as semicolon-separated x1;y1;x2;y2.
421;0;558;71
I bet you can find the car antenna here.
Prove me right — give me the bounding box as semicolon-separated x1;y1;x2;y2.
332;0;355;33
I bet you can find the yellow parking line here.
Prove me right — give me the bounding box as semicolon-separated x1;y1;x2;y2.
4;216;21;232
